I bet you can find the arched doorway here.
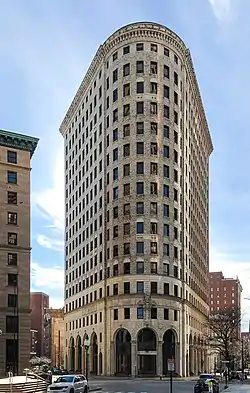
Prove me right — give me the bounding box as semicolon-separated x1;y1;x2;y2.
162;329;176;375
99;353;103;374
69;337;75;371
91;333;98;375
137;328;157;376
76;335;82;372
115;328;131;375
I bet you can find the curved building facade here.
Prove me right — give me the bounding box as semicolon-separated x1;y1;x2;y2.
60;22;213;377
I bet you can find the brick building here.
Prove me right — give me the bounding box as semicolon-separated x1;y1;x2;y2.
0;129;38;376
43;308;64;367
30;292;49;357
209;271;242;312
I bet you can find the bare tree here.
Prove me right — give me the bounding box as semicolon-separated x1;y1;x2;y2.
208;307;241;365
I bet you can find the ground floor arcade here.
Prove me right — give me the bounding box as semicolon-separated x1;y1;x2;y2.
65;327;209;377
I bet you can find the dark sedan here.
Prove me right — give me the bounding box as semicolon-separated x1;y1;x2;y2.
194;376;219;393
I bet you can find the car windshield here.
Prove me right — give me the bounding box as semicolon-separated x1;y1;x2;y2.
55;376;74;383
199;374;213;380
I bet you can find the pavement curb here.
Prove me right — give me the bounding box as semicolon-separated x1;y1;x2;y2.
89;389;102;392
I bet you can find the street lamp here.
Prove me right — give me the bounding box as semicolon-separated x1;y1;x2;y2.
84;335;90;381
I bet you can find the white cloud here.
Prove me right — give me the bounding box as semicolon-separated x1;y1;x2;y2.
32;142;64;233
208;0;232;22
31;262;64;289
37;234;63;252
210;248;250;331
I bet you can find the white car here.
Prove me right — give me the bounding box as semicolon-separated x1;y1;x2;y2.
47;374;88;393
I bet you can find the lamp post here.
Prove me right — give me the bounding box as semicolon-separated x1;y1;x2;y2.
84;335;90;381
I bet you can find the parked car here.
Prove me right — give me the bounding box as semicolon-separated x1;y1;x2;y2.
194;374;219;393
47;374;88;393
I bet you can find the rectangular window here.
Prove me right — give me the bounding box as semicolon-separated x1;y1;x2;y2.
150;82;157;94
113;52;118;61
124;308;130;319
114;309;118;320
124;262;130;274
137;306;144;319
151;242;157;254
124;282;130;294
7;253;17;266
151;308;157;319
174;310;178;321
124;223;130;236
136;142;144;154
164;145;169;158
137;82;144;94
136;222;144;234
151;282;157;294
163;185;169;197
136;242;144;254
151;43;157;52
123;203;130;216
7;192;17;205
150;202;157;215
123;104;130;117
124;243;130;254
137;281;144;293
8;274;17;286
163;243;170;256
164;165;169;178
164;224;169;236
136;122;144;134
150;182;157;195
123;183;130;196
8;294;17;308
113;128;118;141
123;83;130;97
8;233;17;246
7;151;17;164
113;68;118;83
136;43;144;51
150;102;157;115
6;316;18;333
150;222;157;234
123;144;130;157
164;105;169;118
164;85;169;98
123;46;130;55
150;61;158;74
7;171;17;184
113;148;118;161
113;88;118;102
164;308;169;320
174;72;178;85
136;261;144;274
136;61;144;73
150;162;158;175
151;122;157;135
164;65;170;78
136;102;144;114
151;262;157;274
123;124;130;137
123;63;130;77
113;108;118;122
8;212;17;225
164;47;169;56
136;202;144;215
113;187;118;200
136;182;144;195
164;125;169;138
123;164;130;177
136;162;144;174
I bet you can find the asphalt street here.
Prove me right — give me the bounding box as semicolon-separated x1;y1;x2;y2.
89;379;196;393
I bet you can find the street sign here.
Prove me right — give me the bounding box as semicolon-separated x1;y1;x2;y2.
167;359;175;372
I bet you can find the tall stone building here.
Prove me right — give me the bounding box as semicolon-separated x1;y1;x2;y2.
60;22;213;376
0;129;38;376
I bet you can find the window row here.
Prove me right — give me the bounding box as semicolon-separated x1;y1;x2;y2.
108;241;175;258
109;123;172;140
109;183;177;200
110;82;177;101
109;143;179;161
114;306;179;321
110;202;172;218
107;221;177;238
109;62;178;83
109;102;179;124
110;42;177;61
108;163;176;181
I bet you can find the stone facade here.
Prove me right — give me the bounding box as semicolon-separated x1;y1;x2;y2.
60;22;213;377
0;129;38;376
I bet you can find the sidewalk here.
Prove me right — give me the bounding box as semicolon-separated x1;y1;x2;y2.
224;383;250;392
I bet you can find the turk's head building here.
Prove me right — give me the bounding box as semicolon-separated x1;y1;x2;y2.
0;129;38;376
60;22;213;377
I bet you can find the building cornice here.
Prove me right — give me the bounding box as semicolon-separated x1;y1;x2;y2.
0;129;39;157
59;21;213;154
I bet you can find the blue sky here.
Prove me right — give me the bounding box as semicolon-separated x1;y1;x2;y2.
1;0;250;328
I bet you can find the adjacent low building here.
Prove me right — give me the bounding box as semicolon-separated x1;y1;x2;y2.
30;292;50;357
44;308;64;368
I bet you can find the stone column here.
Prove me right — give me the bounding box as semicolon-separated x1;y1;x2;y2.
175;342;181;376
131;340;137;377
109;341;115;375
157;340;163;376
